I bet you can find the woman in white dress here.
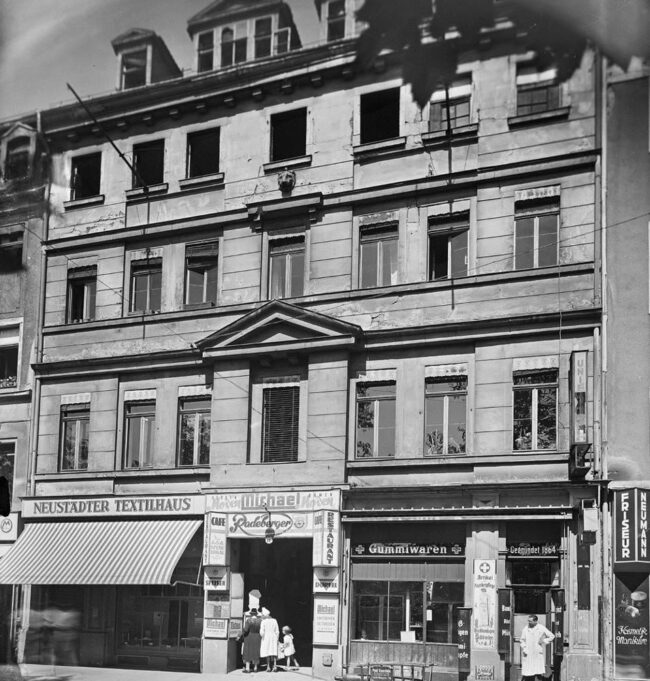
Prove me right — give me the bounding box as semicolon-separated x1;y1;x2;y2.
259;607;280;672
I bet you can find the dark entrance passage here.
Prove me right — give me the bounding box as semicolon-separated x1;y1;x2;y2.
238;537;313;667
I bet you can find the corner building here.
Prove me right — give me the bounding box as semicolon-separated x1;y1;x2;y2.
0;2;604;679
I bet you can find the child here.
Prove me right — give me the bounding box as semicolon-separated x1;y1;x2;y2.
279;626;299;669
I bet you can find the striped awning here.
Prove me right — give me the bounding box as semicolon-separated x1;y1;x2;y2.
0;519;201;585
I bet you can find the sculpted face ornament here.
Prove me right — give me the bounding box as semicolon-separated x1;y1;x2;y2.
277;168;296;193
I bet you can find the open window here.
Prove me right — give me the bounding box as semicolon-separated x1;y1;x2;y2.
428;214;469;280
4;137;31;181
67;266;97;323
186;129;220;178
424;373;467;456
360;88;400;144
121;48;148;89
197;31;214;72
132;140;164;188
124;400;155;469
359;224;398;288
355;381;396;459
270;108;307;162
70;153;101;200
185;241;219;306
0;326;19;390
513;369;558;451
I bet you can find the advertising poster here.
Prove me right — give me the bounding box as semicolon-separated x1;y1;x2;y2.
313;568;340;594
614;573;650;679
229;619;243;639
313;596;339;645
473;560;496;649
497;589;513;655
204;618;228;639
204;566;229;591
204;512;227;566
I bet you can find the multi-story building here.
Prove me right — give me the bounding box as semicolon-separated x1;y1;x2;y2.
0;2;605;679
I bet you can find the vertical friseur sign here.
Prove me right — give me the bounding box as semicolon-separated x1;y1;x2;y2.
204;512;228;566
613;489;649;565
313;509;340;567
473;560;497;649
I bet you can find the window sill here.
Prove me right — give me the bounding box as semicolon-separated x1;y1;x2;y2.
178;173;224;190
125;183;169;200
263;155;313;173
353;137;406;159
508;107;571;128
421;123;478;147
127;310;162;317
63;195;105;211
35;466;210;481
183;301;216;311
67;317;96;324
348;452;568;468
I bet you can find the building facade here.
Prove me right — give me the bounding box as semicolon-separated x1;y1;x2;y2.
0;2;606;680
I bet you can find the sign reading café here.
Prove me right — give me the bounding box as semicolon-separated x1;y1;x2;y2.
23;494;205;518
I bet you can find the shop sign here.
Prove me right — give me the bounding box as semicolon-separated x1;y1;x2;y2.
497;589;512;655
207;489;340;513
473;560;497;649
204;618;228;639
204;513;227;566
313;596;339;645
313;568;340;594
204;566;229;592
0;513;18;542
352;542;464;558
226;511;313;538
506;542;559;557
229;619;243;639
456;607;472;673
475;665;494;681
613;488;649;565
614;573;650;679
313;510;340;567
23;494;204;518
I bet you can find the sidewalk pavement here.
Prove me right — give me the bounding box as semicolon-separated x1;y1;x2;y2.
16;664;326;681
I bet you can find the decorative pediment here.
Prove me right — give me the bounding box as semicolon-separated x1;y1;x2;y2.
188;0;286;35
197;300;362;360
111;28;157;49
1;122;36;141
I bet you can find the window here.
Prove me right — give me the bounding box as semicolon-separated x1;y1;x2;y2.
428;215;468;280
360;88;400;144
0;346;18;389
70;153;101;200
513;369;558;451
67;267;97;323
177;398;211;466
187;129;220;178
429;96;471;132
4;137;30;181
220;24;247;67
197;31;214;72
255;17;273;58
130;259;162;313
517;83;560;116
360;224;398;288
132;140;164;188
356;382;396;458
514;205;559;269
352;581;463;643
0;441;15;508
59;404;89;470
0;229;23;270
269;237;304;299
262;381;300;463
121;49;148;89
327;0;346;41
424;376;467;456
185;241;219;306
270;108;307;162
124;401;155;468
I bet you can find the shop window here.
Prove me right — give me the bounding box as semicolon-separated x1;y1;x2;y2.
197;31;214;72
121;49;148;89
67;266;97;323
270;108;307;162
424;376;467;456
70;153;101;200
356;381;396;459
177;397;211;466
124;401;155;469
4;136;31;181
327;0;346;41
59;404;90;471
262;381;300;463
0;441;15;508
130;258;162;314
185;241;219;306
269;236;304;299
0;346;18;389
429;96;471;132
255;17;273;58
220;24;247;67
360;88;400;144
186;128;220;178
132;139;164;188
428;215;469;280
360;224;398;289
514;204;559;270
513;370;558;451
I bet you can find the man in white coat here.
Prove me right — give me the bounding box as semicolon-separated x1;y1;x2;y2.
520;615;555;680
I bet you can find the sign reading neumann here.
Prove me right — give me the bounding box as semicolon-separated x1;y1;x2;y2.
613;488;649;565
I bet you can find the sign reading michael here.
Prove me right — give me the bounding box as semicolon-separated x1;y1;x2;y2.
613;488;649;566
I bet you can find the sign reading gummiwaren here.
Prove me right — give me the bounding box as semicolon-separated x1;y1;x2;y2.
23;495;205;517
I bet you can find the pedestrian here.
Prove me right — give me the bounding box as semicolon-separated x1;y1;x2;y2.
519;615;555;680
278;626;299;669
241;608;262;673
260;607;280;672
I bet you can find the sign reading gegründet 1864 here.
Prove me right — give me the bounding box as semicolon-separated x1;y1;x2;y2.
613;488;649;566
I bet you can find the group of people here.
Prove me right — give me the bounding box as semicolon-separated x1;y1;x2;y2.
239;607;299;673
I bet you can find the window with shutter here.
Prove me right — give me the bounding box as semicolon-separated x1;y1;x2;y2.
261;384;300;463
185;241;219;306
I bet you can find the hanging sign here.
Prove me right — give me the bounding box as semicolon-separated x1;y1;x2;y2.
313;510;340;567
204;512;227;566
313;596;339;645
613;488;650;565
206;490;340;512
473;560;497;649
456;607;472;673
313;568;340;594
226;511;313;538
506;542;560;557
204;566;229;592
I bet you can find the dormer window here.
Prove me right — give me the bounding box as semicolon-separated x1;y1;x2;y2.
4;137;30;181
220;24;247;67
255;17;273;58
120;48;148;89
327;0;346;41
